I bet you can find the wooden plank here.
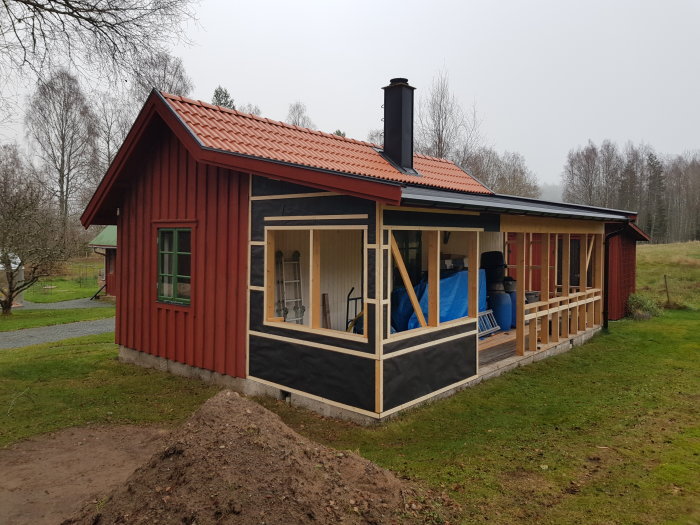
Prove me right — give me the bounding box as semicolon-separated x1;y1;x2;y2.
528;315;538;351
311;230;321;328
321;293;331;329
426;230;440;327
265;229;276;320
539;233;550;346
375;359;382;414
500;215;605;234
594;233;604;325
390;233;427;328
515;232;526;356
579;234;588;331
562;233;571;338
467;231;479;320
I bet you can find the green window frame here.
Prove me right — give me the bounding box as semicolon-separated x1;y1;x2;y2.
158;228;191;304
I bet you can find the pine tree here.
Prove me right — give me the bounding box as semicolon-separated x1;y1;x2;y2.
212;86;235;109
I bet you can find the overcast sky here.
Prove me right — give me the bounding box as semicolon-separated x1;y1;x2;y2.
5;0;699;185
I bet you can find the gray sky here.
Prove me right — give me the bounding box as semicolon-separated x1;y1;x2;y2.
6;0;699;185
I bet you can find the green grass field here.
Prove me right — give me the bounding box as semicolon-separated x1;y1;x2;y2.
257;309;700;524
0;334;220;447
1;242;697;524
637;241;700;309
0;307;115;332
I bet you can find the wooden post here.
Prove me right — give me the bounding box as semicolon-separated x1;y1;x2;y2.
311;230;321;328
390;232;427;328
516;232;526;356
594;233;604;325
265;229;276;320
579;234;588;331
467;231;479;319
539;233;550;346
426;230;440;327
562;233;571;339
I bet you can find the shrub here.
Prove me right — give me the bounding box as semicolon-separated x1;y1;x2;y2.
627;293;662;320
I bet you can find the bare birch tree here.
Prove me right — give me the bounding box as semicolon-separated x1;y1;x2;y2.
286;101;315;129
25;69;98;237
0;0;194;80
130;51;193;103
0;144;67;315
415;71;465;160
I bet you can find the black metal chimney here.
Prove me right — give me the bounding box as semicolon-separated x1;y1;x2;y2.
383;78;416;173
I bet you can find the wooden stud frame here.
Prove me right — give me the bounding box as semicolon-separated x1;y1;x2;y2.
262;224;369;343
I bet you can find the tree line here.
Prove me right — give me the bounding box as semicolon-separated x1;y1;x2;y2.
562;140;700;242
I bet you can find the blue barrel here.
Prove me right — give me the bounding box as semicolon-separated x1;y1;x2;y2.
489;292;512;332
508;291;517;328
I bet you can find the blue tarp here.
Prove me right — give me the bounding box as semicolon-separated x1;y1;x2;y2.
391;270;487;332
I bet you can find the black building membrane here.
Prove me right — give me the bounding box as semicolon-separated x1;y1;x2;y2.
249;335;375;412
383;334;477;411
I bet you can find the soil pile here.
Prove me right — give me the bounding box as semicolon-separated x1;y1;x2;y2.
66;391;456;524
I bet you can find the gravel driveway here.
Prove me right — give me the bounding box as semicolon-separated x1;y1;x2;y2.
0;318;115;350
20;298;114;310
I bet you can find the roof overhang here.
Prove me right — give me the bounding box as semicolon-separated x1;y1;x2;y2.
81;91;403;227
400;186;635;222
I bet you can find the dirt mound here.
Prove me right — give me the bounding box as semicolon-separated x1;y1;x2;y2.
66;391;456;524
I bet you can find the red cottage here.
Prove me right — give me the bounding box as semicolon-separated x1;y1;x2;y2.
82;79;647;422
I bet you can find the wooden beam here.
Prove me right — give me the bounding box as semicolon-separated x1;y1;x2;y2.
467;231;479;319
500;215;605;234
594;233;604;325
562;233;571;338
585;234;595;273
311;230;321;328
390;233;427;328
579;234;588;331
265;230;276;320
516;232;526;356
426;230;440;327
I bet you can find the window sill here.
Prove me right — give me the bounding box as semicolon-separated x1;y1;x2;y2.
156;301;191;312
264;319;369;343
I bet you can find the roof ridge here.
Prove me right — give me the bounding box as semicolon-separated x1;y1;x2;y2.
160;91;377;148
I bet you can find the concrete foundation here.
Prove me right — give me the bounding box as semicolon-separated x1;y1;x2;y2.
119;326;601;425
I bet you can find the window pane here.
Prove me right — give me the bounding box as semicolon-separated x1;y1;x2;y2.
177;277;191;300
177;253;191;277
160;230;174;252
161;253;174;275
160;276;173;298
178;230;191;253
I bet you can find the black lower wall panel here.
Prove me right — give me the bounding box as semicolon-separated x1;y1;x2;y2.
249;335;375;412
383;334;476;411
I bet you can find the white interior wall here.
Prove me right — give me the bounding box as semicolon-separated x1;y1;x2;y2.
319;230;363;331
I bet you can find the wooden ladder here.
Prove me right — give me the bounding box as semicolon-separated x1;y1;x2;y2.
275;250;306;324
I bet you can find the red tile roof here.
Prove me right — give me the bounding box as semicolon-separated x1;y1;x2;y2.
162;93;492;195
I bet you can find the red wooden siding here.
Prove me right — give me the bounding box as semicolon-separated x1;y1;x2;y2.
105;249;117;296
607;232;636;320
115;120;249;377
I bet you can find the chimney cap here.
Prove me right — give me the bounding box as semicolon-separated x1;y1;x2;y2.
383;77;415;90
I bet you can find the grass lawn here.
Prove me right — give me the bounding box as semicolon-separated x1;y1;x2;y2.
0;333;220;447
0;307;115;332
637;241;700;308
24;276;101;303
23;255;104;303
258;310;700;524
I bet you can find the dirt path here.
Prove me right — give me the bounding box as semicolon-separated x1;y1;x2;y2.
0;425;169;525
